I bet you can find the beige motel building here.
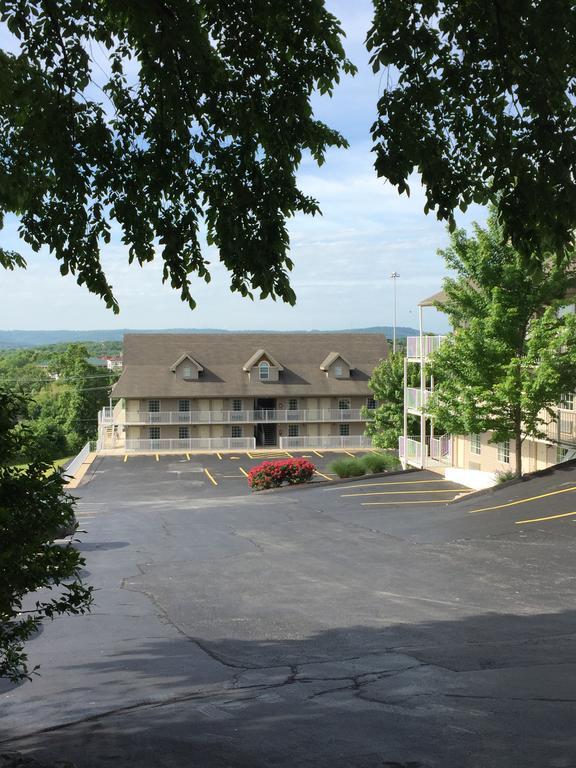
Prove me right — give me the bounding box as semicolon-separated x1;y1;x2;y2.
97;332;387;453
400;292;576;488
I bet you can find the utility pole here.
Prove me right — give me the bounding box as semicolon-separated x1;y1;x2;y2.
390;272;400;354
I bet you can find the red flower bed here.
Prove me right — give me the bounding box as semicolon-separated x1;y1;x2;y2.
247;458;316;490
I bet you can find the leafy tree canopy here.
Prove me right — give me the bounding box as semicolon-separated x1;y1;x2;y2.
428;211;576;477
368;0;576;260
363;352;419;448
0;0;355;312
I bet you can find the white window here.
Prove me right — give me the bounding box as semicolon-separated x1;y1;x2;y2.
178;426;189;439
366;397;377;410
288;399;298;411
149;426;160;440
232;399;242;411
339;424;350;436
470;434;481;455
231;425;242;438
335;365;343;377
259;361;270;380
497;441;510;464
288;425;299;437
148;399;160;412
338;399;350;410
561;392;574;410
178;399;190;412
183;366;193;379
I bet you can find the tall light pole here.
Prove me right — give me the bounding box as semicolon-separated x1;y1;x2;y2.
390;272;400;354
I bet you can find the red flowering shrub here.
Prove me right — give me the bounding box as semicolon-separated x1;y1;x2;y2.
247;458;316;490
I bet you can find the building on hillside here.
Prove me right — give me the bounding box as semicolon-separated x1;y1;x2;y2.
399;293;576;488
97;333;387;452
105;355;123;371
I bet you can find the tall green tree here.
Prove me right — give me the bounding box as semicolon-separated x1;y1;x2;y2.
428;212;576;478
0;0;354;311
368;0;576;261
0;389;92;682
363;352;419;448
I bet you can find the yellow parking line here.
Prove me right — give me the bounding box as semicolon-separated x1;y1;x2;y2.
239;467;249;477
515;510;576;525
327;479;463;490
186;453;191;460
315;470;333;481
230;456;240;460
123;454;128;462
343;450;355;457
204;468;218;486
468;486;576;514
343;489;462;497
312;450;323;458
362;499;457;506
216;452;222;460
155;453;159;461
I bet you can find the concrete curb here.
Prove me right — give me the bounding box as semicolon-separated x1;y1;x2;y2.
65;453;98;489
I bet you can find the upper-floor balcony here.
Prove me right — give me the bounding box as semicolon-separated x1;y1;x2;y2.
405;386;432;412
406;335;447;362
100;407;369;426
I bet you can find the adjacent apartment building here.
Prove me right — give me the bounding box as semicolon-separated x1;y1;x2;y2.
97;332;387;452
399;292;576;488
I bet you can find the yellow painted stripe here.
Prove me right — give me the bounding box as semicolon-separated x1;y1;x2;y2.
230;456;240;460
123;454;128;462
327;479;464;490
239;467;249;477
342;450;355;458
315;470;333;481
468;486;576;514
155;453;159;461
312;450;323;458
186;453;191;460
216;452;222;460
361;499;457;506
204;468;218;486
343;489;463;497
515;510;576;525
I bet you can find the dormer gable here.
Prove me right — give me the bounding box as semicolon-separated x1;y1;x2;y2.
320;352;353;379
243;349;283;382
170;353;204;381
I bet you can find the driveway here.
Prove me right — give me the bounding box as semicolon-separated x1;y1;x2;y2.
1;460;575;767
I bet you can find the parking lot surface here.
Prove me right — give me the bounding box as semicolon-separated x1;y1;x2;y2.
2;458;576;767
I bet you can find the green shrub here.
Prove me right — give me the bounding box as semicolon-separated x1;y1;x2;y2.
495;469;516;484
330;458;366;478
361;452;401;473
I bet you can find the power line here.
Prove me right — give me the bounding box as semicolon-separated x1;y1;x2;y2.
0;372;117;385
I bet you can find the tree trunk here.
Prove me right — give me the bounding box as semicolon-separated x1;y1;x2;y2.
514;416;523;478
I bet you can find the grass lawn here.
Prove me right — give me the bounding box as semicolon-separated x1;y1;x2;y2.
10;456;75;474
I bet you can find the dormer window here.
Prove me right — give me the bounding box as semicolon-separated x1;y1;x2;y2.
170;353;204;381
335;365;343;377
183;366;192;379
259;361;270;381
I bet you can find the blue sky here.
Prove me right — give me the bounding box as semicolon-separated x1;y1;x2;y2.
0;2;486;333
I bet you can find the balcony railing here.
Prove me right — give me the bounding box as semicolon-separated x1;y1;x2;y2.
430;434;452;463
398;436;425;463
541;409;576;445
406;335;447;361
125;437;256;452
104;408;366;425
279;436;373;449
405;387;431;411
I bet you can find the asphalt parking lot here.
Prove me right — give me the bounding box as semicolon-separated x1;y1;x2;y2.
2;458;576;767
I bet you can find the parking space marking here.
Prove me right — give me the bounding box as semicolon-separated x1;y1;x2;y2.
156;453;159;461
204;468;218;486
468;486;576;514
239;467;249;477
343;489;463;497
123;454;128;462
186;453;191;460
230;456;240;460
216;452;223;460
515;510;576;525
361;499;457;506
342;450;355;458
311;450;323;458
315;470;333;481
326;479;465;491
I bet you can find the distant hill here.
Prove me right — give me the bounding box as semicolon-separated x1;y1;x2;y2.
0;326;423;350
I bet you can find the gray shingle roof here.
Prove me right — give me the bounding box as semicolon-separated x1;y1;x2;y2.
112;333;388;399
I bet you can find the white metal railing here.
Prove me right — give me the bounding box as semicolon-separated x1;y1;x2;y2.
542;409;576;445
117;408;365;425
279;435;373;449
124;437;256;452
99;406;114;424
406;335;447;361
430;434;452;463
398;436;425;464
64;441;92;477
405;387;431;411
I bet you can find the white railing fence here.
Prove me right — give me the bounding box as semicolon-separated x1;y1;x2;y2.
103;408;366;426
406;335;447;360
125;437;256;452
280;436;373;449
405;387;431;411
65;441;92;477
398;436;425;464
430;434;452;463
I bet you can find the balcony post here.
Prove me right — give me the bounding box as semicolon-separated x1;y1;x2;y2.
419;305;426;468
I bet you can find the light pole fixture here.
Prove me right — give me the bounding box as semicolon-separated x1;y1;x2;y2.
390;271;400;354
